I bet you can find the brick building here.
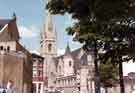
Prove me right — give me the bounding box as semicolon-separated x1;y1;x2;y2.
32;53;44;93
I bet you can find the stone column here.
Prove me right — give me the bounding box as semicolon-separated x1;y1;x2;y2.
80;66;88;93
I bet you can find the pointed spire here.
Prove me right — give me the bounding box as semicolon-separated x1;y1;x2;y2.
65;42;71;55
46;14;53;32
12;12;16;21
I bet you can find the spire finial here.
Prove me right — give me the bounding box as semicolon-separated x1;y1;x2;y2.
12;12;16;21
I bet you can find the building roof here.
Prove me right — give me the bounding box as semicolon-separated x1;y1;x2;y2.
0;19;11;25
54;46;94;69
64;43;71;56
32;53;44;59
0;19;11;30
0;14;20;42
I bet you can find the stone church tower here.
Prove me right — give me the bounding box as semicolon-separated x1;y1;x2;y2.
40;0;57;90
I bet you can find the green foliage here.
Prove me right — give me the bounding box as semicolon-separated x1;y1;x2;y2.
99;58;119;88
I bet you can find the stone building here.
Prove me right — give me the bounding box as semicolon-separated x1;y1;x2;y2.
0;14;32;93
32;53;44;93
124;72;135;93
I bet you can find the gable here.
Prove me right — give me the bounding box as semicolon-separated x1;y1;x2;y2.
0;18;19;42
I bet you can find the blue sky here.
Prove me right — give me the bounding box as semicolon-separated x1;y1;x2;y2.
0;0;81;53
0;0;135;75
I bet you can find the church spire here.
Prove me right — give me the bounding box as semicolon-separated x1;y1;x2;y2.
65;42;71;55
40;0;57;56
45;13;53;32
12;12;16;21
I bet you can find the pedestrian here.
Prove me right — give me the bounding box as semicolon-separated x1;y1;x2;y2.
3;89;6;93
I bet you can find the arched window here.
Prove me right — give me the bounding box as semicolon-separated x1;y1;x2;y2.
69;61;72;67
48;43;52;52
0;46;3;50
7;46;10;52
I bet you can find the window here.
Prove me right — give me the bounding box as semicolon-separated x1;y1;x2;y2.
38;71;42;77
48;43;52;52
69;61;72;67
87;55;92;61
38;83;41;90
59;66;61;74
33;70;37;76
7;46;10;52
0;46;3;50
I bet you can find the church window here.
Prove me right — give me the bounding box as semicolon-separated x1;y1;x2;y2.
59;66;61;74
0;46;3;50
48;43;52;52
69;61;72;67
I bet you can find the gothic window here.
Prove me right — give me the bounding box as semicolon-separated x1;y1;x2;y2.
69;61;72;67
48;43;52;52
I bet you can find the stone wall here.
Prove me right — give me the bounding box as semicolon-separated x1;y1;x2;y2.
0;52;32;93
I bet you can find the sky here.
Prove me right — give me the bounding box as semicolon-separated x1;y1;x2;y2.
0;0;135;76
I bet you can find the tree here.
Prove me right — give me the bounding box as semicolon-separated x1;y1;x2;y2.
99;58;119;93
46;0;135;93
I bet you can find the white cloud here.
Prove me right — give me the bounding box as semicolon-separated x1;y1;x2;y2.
18;25;39;38
57;49;65;56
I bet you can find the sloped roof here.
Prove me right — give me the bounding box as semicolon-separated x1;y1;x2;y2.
0;19;11;25
64;44;71;56
0;16;20;41
54;47;94;69
0;19;11;30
